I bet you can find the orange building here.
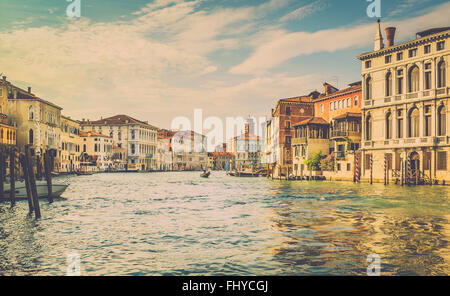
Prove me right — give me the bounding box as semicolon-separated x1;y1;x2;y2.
314;82;362;122
313;82;362;180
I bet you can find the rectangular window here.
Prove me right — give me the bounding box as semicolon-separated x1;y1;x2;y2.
437;41;445;51
354;96;358;106
347;163;351;171
385;55;392;64
424;45;431;54
425;70;432;90
397;118;404;138
409;48;418;58
320;104;324;113
286;121;291;129
330;102;333;111
286;106;291;115
365;61;371;68
337;163;341;171
425;106;432;137
437;151;447;171
397;52;403;61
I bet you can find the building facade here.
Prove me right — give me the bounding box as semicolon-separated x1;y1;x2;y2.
358;24;449;184
4;78;62;167
59;115;82;173
292;117;330;177
81;115;158;171
172;130;207;170
266;93;317;177
80;131;114;171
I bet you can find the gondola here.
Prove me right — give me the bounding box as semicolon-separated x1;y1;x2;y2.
200;171;211;178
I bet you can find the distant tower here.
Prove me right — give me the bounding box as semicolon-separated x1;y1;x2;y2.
246;117;255;136
374;19;384;51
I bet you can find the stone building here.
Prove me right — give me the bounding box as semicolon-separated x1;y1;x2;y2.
80;131;114;171
265;92;318;177
358;22;449;184
4;77;62;166
313;82;363;180
292;117;330;177
81;115;158;171
59;115;82;173
172;130;207;170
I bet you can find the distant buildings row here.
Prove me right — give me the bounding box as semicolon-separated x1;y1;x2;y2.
0;22;448;183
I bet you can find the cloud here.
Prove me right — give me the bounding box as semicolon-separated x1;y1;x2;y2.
280;0;329;22
389;0;432;17
230;2;450;75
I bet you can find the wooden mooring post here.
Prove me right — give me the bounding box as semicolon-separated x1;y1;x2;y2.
19;153;34;214
9;147;16;207
25;146;41;219
36;155;43;180
44;152;53;203
0;152;4;200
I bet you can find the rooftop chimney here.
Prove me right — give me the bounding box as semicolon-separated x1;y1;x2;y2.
28;87;31;94
385;27;396;47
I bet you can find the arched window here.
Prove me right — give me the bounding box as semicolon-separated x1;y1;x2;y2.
438;61;446;88
386;72;392;97
408;65;419;93
29;129;34;144
94;144;98;152
28;105;34;120
386;112;392;139
365;77;372;100
408;108;420;138
365;114;372;140
438;105;446;136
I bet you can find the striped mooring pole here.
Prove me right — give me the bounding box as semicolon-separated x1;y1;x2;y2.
355;153;360;183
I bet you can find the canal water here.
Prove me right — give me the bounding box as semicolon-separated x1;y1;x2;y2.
0;172;449;275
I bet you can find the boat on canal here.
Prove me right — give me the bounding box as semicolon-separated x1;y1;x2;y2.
200;170;211;178
1;181;69;201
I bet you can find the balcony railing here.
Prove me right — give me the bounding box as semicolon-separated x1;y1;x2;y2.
406;92;418;99
330;130;361;139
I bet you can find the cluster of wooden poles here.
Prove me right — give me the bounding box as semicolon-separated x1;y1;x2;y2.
0;144;55;219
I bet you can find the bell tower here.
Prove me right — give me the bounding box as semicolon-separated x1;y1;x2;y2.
374;19;384;51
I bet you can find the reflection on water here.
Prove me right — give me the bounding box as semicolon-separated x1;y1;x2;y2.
0;172;449;275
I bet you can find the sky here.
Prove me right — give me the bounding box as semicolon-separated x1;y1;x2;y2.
0;0;449;133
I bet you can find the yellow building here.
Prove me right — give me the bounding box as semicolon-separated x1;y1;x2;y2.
0;77;18;147
358;23;449;184
60;115;82;173
2;77;60;156
292;117;330;178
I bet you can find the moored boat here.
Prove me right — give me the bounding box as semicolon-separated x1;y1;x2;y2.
1;181;69;201
200;171;211;178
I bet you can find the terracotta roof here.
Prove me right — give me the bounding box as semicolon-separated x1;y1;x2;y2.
332;112;362;120
294;117;329;126
80;131;111;138
313;83;362;102
417;27;450;38
84;114;158;129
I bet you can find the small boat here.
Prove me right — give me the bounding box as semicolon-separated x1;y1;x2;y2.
200;171;211;178
76;171;94;176
1;181;69;201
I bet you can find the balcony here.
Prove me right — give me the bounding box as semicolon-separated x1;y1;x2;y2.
292;138;306;145
406;92;419;100
330;130;361;140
